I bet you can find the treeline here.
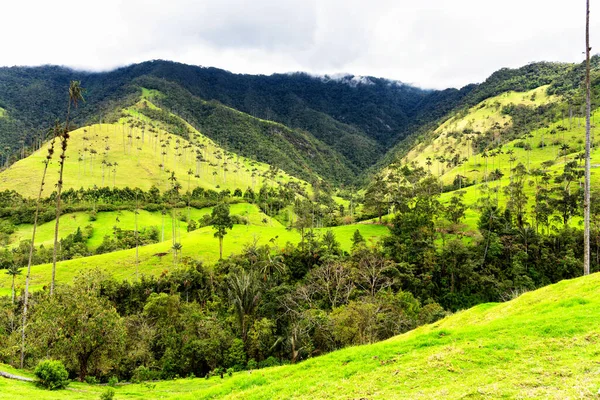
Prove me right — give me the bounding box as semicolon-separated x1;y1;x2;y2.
0;233;446;383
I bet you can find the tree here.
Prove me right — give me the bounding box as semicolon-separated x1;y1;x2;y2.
351;229;365;248
227;269;261;344
444;191;467;225
364;175;387;223
212;203;233;260
4;262;21;304
257;246;285;282
351;246;395;297
584;0;592;275
29;272;125;381
21;127;57;367
503;163;528;228
51;81;84;296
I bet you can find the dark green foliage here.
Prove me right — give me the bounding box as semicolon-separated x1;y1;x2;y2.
34;359;69;390
100;388;115;400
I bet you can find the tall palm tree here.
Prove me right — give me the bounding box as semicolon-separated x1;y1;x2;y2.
51;81;84;295
584;0;592;275
5;262;22;305
20;126;57;368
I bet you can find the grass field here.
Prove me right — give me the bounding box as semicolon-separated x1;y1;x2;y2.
8;203;282;250
0;220;388;297
0;100;308;198
2;270;600;399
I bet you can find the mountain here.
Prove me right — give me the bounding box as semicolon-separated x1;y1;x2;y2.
0;61;459;185
0;59;597;187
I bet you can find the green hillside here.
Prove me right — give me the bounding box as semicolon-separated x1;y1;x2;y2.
2;271;600;399
403;85;559;175
0;99;307;197
0;213;387;297
369;83;600;233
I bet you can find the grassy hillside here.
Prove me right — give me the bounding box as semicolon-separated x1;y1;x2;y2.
370;84;600;233
3;270;600;399
0;220;388;297
7;203;280;250
0;99;307;197
404;85;559;175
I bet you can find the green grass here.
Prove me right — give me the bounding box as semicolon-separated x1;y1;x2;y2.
0;221;388;297
4;271;600;398
9;203;281;250
0;100;308;198
404;85;558;172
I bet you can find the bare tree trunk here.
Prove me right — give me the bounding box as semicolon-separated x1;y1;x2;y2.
584;0;592;276
21;134;56;368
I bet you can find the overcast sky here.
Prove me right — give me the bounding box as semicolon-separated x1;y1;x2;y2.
1;0;597;89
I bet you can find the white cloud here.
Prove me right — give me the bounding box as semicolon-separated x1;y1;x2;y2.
0;0;597;88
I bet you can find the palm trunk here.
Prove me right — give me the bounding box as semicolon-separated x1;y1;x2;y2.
51;91;74;296
584;0;592;275
21;134;57;368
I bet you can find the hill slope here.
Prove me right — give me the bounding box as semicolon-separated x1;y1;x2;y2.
0;99;309;197
2;272;600;399
0;61;452;183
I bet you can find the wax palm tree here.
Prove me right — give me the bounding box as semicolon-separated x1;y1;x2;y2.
5;262;22;305
21;125;58;367
584;0;592;275
51;81;84;296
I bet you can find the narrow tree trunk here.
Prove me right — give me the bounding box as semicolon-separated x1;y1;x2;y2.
51;149;67;296
21;135;56;368
584;0;592;276
219;236;223;260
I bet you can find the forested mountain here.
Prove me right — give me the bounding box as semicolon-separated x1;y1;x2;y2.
0;58;598;186
0;61;438;183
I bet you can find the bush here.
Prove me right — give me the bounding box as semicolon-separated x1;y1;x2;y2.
84;375;99;384
34;360;69;390
89;210;98;221
107;375;118;387
259;356;280;368
131;365;156;383
247;359;258;370
418;303;448;325
100;387;115;400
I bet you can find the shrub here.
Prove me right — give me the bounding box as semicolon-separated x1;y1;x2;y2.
131;365;156;383
100;387;115;400
107;375;119;387
418;303;448;325
34;360;69;390
247;359;258;370
89;210;98;221
259;356;280;368
84;375;99;384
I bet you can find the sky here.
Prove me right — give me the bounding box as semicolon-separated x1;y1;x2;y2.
1;0;598;89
